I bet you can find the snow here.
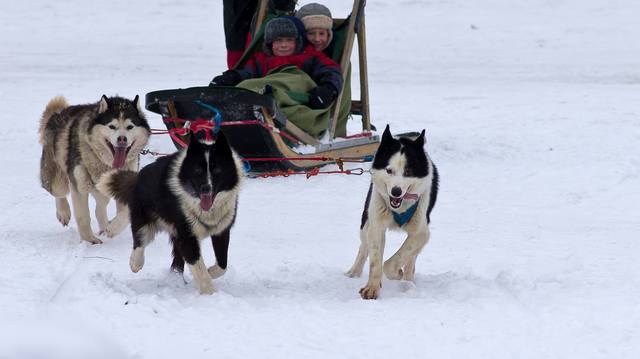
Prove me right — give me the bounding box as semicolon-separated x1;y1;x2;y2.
1;0;639;358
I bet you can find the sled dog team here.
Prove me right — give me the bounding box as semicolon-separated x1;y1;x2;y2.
38;95;439;299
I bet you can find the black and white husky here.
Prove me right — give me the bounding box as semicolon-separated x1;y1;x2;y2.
39;95;150;244
346;125;439;299
97;127;243;294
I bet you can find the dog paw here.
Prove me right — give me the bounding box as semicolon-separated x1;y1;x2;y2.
103;217;127;238
56;199;71;226
402;270;415;282
57;211;71;226
359;282;381;300
82;234;103;245
102;225;119;238
207;264;227;279
129;248;145;273
198;280;216;295
383;261;403;280
344;268;362;278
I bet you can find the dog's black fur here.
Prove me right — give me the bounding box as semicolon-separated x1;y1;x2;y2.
98;130;242;294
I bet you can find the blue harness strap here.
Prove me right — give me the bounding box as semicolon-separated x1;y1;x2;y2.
393;202;419;226
193;100;223;135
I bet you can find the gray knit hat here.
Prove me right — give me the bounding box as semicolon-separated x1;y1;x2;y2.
296;3;333;32
296;3;332;22
295;3;333;43
263;17;304;55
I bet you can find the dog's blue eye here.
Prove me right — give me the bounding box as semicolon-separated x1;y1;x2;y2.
108;125;116;130
126;125;134;130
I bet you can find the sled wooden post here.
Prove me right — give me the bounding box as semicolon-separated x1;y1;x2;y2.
328;0;367;138
357;8;371;132
254;0;269;36
167;99;178;119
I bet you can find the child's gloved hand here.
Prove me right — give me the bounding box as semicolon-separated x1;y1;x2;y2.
210;70;241;86
307;85;337;109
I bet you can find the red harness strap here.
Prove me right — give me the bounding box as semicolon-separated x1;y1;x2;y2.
162;117;301;146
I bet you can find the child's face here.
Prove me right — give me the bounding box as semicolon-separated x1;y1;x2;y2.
272;37;297;56
307;28;330;52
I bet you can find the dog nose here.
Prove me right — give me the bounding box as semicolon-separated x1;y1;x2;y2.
391;186;402;198
117;136;127;146
200;184;212;194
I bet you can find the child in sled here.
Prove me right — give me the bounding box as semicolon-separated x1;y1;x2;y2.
210;16;344;138
295;2;352;136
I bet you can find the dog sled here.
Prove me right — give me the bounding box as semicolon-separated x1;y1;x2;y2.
145;0;378;173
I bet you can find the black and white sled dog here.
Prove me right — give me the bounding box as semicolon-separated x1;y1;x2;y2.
346;125;439;299
97;126;243;295
39;95;150;244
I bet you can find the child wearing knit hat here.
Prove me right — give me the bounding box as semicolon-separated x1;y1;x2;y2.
295;3;334;53
211;17;343;120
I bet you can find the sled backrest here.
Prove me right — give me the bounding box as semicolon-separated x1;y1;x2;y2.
234;0;371;139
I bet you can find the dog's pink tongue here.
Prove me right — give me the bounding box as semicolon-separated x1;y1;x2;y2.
112;146;127;169
200;193;214;211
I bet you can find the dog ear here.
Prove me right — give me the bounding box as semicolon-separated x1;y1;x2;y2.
186;130;203;156
98;95;109;114
381;124;393;144
214;130;232;157
132;95;140;109
415;129;426;147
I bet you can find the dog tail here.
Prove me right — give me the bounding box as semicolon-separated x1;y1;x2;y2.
39;96;69;145
96;170;138;204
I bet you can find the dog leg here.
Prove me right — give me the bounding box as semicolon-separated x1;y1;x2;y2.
69;187;101;244
41;149;71;226
55;197;71;226
402;254;418;282
178;233;215;294
359;225;385;300
384;227;429;281
345;227;368;278
104;200;130;237
170;236;185;273
188;257;215;295
209;228;230;279
130;224;155;272
403;228;430;281
92;190;110;234
130;247;145;273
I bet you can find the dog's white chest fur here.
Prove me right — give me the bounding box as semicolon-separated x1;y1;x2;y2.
167;149;241;240
183;192;238;239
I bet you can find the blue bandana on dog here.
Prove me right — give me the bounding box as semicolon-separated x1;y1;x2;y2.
393;202;419;226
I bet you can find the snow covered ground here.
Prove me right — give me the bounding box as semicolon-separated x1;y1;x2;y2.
1;0;639;358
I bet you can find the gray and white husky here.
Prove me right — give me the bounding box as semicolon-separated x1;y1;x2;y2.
346;125;439;299
39;95;150;244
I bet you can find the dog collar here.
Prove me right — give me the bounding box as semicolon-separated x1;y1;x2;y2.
393;202;419;226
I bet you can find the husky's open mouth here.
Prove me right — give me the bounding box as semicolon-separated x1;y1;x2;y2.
389;196;403;209
199;191;216;211
106;140;133;169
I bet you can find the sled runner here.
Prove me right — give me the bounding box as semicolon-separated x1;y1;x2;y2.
145;0;377;173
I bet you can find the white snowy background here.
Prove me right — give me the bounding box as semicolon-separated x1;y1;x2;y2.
1;0;639;358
